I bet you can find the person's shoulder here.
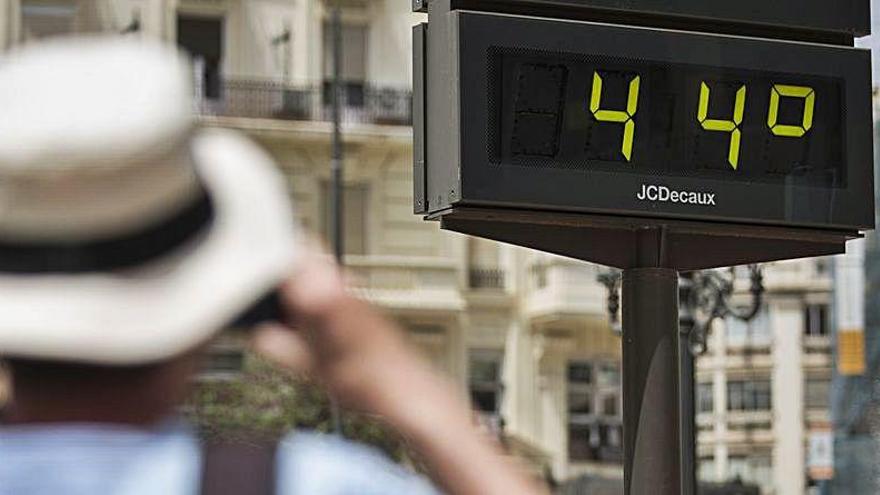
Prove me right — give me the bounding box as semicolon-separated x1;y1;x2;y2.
275;430;439;495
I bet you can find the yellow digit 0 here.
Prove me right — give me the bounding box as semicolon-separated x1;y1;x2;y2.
590;71;641;161
768;85;815;138
697;82;747;170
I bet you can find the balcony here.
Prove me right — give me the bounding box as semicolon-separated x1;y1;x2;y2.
724;411;774;445
346;256;464;313
751;259;832;292
525;257;607;323
195;79;413;127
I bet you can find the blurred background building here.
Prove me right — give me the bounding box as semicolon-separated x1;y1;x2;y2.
822;102;880;495
0;1;872;494
831;5;880;494
697;260;834;495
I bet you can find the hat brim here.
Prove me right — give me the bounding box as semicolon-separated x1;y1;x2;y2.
0;129;300;365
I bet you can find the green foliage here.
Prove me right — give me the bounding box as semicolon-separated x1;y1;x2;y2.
185;353;408;461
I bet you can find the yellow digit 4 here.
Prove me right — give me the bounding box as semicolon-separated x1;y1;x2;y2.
590;72;641;162
697;82;747;170
768;85;815;138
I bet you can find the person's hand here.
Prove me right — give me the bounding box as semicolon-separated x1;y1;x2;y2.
251;243;428;417
251;242;548;495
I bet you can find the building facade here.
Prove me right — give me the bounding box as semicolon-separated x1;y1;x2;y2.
0;1;840;492
695;260;835;495
827;111;880;495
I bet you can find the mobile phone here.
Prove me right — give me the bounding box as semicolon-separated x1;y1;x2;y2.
231;290;284;330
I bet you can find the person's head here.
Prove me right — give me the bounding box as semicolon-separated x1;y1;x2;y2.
3;353;203;425
0;37;299;424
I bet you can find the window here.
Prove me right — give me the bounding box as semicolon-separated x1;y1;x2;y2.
21;1;79;41
726;307;771;347
569;390;593;416
804;304;830;337
568;424;595;461
697;382;714;414
568;423;623;462
177;15;224;100
727;380;772;412
568;362;620;419
469;350;504;414
323;23;368;107
320;183;368;255
805;378;831;409
598;363;621;387
568;361;622;462
568;362;594;420
753;380;772;410
568;362;593;384
568;361;595;461
728;382;744;411
599;424;622;449
602;394;618;416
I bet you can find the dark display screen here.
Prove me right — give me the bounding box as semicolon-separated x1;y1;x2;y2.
475;0;871;36
493;50;846;188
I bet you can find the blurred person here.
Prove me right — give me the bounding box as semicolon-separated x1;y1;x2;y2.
0;37;545;495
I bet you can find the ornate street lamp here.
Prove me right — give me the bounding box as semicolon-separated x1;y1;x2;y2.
597;265;764;352
596;269;622;334
679;266;765;355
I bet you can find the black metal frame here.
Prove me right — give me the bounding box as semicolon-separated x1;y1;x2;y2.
428;11;874;232
414;0;871;39
415;4;873;495
433;207;857;271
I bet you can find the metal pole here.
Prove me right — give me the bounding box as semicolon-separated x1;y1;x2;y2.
679;350;697;495
678;290;697;495
329;1;344;435
622;268;682;495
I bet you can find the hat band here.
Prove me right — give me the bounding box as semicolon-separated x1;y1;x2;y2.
0;188;214;274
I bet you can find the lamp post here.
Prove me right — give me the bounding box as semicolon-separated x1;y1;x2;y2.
598;265;765;494
270;25;292;84
329;0;344;436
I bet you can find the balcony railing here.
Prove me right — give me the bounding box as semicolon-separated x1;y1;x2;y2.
345;256;464;312
469;268;506;290
195;79;413;126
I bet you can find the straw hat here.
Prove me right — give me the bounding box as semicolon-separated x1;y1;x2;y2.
0;37;299;365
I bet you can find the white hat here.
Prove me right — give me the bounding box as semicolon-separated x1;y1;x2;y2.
0;37;299;365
